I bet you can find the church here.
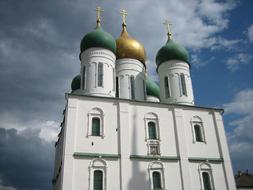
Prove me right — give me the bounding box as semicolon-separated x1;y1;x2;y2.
52;7;236;190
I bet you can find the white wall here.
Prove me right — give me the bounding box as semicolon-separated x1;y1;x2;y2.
55;95;236;190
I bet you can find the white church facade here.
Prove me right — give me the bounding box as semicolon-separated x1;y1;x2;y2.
52;7;236;190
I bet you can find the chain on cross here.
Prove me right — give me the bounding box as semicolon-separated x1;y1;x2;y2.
120;9;128;25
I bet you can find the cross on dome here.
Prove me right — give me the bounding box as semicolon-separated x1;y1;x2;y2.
95;6;104;27
120;9;128;25
163;20;173;39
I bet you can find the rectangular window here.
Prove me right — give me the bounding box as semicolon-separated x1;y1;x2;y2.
98;63;103;87
92;117;100;136
164;77;171;98
82;66;85;89
116;77;119;97
194;124;203;142
202;172;212;190
94;170;103;190
148;122;157;139
153;171;162;189
130;76;135;100
180;73;187;96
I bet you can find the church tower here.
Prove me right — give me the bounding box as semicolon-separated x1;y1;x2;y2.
78;7;116;97
116;10;146;101
156;21;194;105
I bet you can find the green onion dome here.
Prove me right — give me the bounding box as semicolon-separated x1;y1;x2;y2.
71;74;81;91
156;39;189;68
146;76;160;98
80;24;116;54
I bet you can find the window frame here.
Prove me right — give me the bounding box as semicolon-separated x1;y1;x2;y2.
148;161;165;190
144;113;160;141
198;162;215;190
191;116;206;143
89;159;107;190
87;108;104;138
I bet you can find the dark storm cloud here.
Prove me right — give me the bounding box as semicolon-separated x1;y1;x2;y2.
0;127;54;190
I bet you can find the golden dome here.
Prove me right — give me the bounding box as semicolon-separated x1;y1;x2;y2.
116;24;146;64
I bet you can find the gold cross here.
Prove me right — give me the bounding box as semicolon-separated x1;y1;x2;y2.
163;20;173;39
120;9;128;25
96;6;104;21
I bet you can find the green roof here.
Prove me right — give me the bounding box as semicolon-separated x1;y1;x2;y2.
146;76;160;98
80;26;116;54
71;74;80;91
156;39;189;67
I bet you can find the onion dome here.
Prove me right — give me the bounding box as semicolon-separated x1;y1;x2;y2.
156;29;189;68
71;74;81;91
146;76;160;98
116;23;146;64
80;20;116;54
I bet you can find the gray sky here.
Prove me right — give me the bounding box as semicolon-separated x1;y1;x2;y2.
1;0;253;189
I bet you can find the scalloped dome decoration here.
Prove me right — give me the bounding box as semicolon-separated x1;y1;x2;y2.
116;25;146;64
146;76;160;98
156;39;189;68
71;75;81;91
80;26;116;54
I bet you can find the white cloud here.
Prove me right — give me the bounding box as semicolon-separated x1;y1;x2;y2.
223;89;253;172
210;37;241;50
191;53;214;68
0;113;60;142
226;53;252;71
247;24;253;42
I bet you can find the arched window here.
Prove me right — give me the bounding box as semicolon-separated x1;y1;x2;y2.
180;73;187;96
82;66;86;89
202;172;212;190
130;76;135;100
92;117;100;136
87;108;104;138
148;161;165;190
194;124;203;142
152;171;162;189
191;116;206;143
148;121;157;139
199;162;214;190
89;159;106;190
98;63;103;87
94;170;103;190
164;76;171;98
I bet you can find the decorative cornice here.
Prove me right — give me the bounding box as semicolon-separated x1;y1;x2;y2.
130;155;180;161
188;157;224;162
73;152;120;159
